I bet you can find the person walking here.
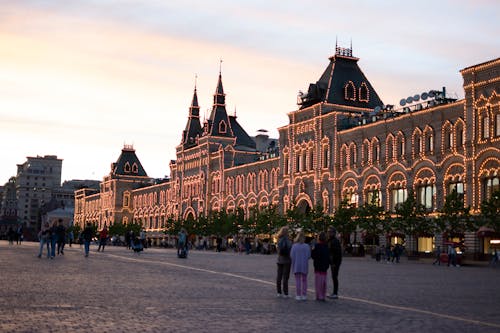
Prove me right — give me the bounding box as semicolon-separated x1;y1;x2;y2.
290;230;311;301
311;231;330;302
327;227;342;299
140;229;146;249
447;244;456;267
177;228;187;257
37;222;51;258
7;226;15;245
82;223;94;257
275;226;292;298
55;219;66;255
49;221;58;259
490;249;499;267
97;226;108;252
16;224;23;245
432;245;442;265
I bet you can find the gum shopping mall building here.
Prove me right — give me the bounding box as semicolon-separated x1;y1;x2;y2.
74;48;500;258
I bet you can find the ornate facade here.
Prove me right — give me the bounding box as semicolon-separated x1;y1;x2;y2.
74;49;500;255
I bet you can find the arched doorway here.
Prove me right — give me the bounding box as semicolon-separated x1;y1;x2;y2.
297;199;311;215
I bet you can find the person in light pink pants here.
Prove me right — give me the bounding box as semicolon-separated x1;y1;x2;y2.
290;230;311;301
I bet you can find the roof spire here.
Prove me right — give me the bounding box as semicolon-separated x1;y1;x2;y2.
219;58;223;75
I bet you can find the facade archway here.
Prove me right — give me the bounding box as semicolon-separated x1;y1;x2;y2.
296;194;312;214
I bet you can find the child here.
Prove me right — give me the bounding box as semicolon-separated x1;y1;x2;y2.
311;231;330;301
290;230;311;301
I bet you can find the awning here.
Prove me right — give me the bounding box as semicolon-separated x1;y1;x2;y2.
477;226;500;238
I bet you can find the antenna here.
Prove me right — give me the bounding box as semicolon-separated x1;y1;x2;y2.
194;73;198;90
219;58;223;74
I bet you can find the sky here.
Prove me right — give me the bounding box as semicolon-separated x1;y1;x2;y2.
1;0;499;185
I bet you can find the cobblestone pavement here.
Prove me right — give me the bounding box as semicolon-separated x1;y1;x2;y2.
1;240;499;333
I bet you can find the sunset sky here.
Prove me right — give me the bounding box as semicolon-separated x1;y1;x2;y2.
1;0;499;184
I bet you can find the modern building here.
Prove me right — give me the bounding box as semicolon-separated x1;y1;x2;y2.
74;48;500;256
0;154;101;238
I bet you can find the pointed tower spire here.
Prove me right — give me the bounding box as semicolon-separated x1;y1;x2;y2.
181;77;203;147
208;67;233;138
214;66;225;105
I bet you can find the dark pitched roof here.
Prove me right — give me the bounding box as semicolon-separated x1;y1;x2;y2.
299;51;383;109
207;74;234;138
112;146;148;177
228;115;256;149
182;87;203;148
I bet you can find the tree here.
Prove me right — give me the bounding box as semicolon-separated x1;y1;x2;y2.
331;199;357;244
393;191;430;254
357;196;386;246
437;189;476;239
480;190;500;232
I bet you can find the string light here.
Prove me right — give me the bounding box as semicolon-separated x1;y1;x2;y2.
74;54;500;243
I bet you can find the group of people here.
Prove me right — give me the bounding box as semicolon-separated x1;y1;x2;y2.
37;219;71;258
275;226;342;302
37;220;94;258
5;225;24;245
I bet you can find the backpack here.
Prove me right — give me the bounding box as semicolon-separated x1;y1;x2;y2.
279;241;290;256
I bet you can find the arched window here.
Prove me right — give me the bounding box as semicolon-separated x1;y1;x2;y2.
344;81;356;101
124;162;131;173
219;120;227;134
358;82;369;102
371;139;380;163
322;146;329;169
396;133;405;159
482;115;490;139
496;113;500;137
349;144;357;166
413;129;422;157
362;141;370;166
309;149;314;170
443;123;453;151
132;163;139;173
386;137;394;162
301;150;307;172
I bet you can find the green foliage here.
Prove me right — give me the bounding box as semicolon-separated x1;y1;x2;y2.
331;199;357;239
67;224;81;237
393;191;431;253
480;190;500;232
356;195;386;245
437;189;476;237
108;222;142;236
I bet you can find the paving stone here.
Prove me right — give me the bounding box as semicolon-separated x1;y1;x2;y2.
1;241;499;332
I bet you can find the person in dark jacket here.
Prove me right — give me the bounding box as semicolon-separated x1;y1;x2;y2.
275;226;292;298
311;231;330;301
327;227;342;299
82;223;94;257
55;219;66;255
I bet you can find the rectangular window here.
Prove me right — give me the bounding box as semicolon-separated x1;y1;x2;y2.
418;185;435;210
484;177;500;200
344;192;359;207
367;190;382;207
496;114;500;137
449;182;465;204
483;116;490;139
391;188;407;211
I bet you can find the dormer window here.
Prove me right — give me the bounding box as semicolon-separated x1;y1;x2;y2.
132;163;138;173
219;120;227;133
358;82;369;102
124;162;131;173
344;81;356;101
